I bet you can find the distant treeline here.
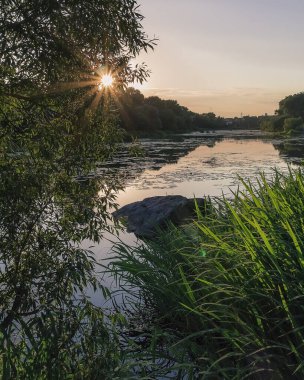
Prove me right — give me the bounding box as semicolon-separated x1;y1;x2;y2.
260;92;304;135
117;89;304;136
118;88;260;136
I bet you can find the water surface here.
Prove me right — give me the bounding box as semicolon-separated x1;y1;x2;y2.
90;133;302;306
114;135;298;206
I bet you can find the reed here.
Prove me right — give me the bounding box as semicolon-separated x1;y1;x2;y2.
111;168;304;379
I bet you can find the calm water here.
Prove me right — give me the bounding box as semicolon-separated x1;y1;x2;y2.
87;132;303;307
116;137;297;204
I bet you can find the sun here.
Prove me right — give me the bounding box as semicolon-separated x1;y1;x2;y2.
98;74;114;90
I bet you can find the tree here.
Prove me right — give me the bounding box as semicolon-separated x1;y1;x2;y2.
0;0;153;377
1;0;153;88
1;0;155;130
277;92;304;119
283;117;304;134
145;96;164;109
134;104;162;131
122;87;145;107
260;115;287;132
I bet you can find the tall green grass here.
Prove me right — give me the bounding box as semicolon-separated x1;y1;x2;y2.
111;168;304;379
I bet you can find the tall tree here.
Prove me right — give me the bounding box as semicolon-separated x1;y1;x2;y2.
277;92;304;119
0;1;154;378
1;0;153;87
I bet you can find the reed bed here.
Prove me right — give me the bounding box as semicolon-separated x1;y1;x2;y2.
110;168;304;379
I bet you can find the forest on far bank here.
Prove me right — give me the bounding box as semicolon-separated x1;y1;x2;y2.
118;87;262;136
119;88;304;137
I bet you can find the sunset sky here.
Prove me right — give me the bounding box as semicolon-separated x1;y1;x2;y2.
135;0;304;117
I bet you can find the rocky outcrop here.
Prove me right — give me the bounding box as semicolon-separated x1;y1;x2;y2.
113;195;205;238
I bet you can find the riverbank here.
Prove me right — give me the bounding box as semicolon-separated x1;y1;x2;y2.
100;134;300;210
110;168;304;378
123;127;263;140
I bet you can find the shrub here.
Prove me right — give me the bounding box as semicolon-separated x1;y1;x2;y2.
283;117;304;134
260;115;287;132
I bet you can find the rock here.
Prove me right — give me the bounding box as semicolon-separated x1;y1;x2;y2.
113;195;205;238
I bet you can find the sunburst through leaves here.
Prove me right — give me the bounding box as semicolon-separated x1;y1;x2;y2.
98;74;114;90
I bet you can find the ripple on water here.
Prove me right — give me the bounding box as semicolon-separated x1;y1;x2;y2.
113;137;300;204
89;134;303;308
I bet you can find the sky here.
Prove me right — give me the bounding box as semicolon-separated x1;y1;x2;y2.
134;0;304;117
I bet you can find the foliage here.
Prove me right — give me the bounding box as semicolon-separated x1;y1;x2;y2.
0;0;154;89
0;0;156;134
277;92;304;119
260;115;287;132
227;115;261;130
192;112;225;130
259;92;304;133
264;92;304;134
283;117;304;134
118;88;224;135
0;0;154;378
0;302;125;380
0;89;128;378
111;169;304;379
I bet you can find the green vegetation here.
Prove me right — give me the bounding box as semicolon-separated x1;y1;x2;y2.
261;92;304;134
111;169;304;378
283;117;304;135
260;115;288;133
118;88;225;135
0;0;153;378
2;0;304;378
277;92;304;119
118;89;266;136
225;115;261;130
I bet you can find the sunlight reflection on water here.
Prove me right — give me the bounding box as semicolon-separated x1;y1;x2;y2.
116;138;297;205
88;136;301;307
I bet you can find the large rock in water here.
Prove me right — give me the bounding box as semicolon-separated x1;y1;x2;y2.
113;195;205;238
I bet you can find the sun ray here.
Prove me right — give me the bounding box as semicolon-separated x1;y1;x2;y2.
76;86;99;109
88;89;103;113
110;87;133;127
42;65;121;117
48;79;99;94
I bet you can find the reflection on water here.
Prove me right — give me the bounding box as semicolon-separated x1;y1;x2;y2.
91;134;303;306
274;136;304;163
115;137;299;207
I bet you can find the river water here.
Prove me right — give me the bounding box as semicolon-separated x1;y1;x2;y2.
89;131;304;307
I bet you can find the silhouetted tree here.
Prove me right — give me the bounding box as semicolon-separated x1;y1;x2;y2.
277;92;304;119
0;0;154;377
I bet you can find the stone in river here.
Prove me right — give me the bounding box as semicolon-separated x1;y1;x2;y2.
113;195;205;238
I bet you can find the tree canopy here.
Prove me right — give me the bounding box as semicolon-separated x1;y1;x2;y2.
0;1;154;377
277;92;304;119
117;88;225;135
260;92;304;134
1;0;153;90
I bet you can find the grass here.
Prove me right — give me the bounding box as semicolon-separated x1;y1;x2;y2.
110;168;304;379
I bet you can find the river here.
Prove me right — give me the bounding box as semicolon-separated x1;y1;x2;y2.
88;130;303;307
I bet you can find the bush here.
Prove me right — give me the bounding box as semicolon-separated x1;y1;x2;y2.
283;117;304;134
260;115;287;132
